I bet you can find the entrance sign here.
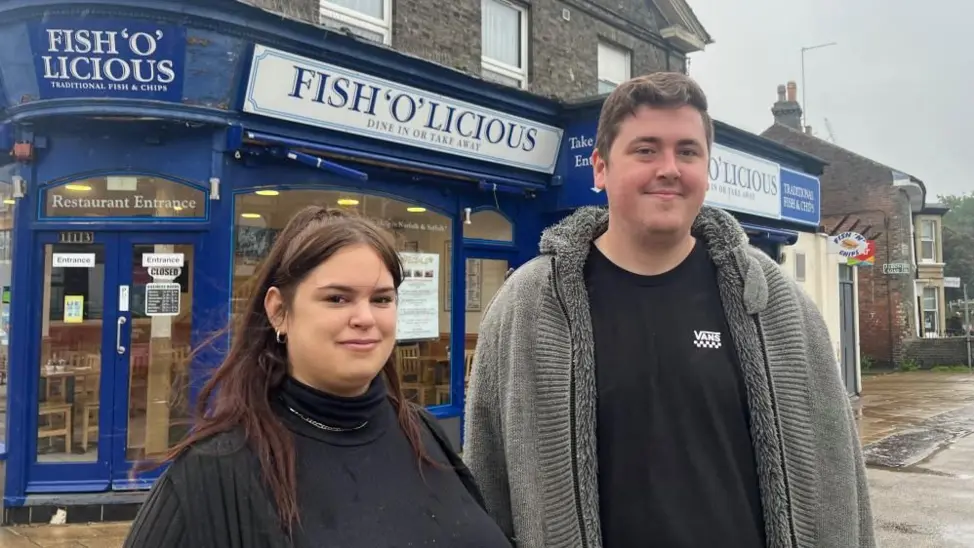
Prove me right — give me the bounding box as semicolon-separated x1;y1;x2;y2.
50;195;198;211
27;18;187;101
43;176;207;219
396;252;439;340
555;117;821;227
242;44;563;174
144;283;181;316
52;253;95;268
142;253;184;268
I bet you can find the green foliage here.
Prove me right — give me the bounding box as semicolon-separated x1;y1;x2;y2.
898;357;920;372
860;353;874;371
930;365;971;372
940;193;974;293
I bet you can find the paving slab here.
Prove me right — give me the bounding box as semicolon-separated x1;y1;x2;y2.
0;523;129;548
868;431;974;547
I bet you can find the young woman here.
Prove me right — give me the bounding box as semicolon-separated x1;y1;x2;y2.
124;206;513;548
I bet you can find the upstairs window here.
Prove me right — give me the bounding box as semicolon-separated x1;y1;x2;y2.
481;0;528;88
320;0;392;44
920;220;936;262
598;41;630;94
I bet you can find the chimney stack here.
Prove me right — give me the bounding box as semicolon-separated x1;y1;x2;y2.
771;80;803;130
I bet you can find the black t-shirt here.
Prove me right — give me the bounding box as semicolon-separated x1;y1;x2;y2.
585;240;766;548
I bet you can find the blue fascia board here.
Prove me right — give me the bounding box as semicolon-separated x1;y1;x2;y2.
0;98;235;126
0;0;562;125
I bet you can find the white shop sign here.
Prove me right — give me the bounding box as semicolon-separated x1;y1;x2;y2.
242;44;563;174
52;253;95;268
705;144;782;220
142;253;184;268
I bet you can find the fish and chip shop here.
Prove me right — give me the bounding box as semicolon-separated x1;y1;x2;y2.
0;0;823;524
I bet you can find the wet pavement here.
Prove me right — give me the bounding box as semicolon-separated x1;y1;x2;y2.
859;370;974;547
869;431;974;547
0;521;128;547
856;370;974;445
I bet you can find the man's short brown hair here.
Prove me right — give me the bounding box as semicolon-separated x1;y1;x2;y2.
594;72;714;164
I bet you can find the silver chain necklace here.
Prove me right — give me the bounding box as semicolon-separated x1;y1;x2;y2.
285;405;369;433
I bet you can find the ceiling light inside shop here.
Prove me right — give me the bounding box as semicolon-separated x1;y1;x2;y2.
2;199;13;205
255;190;279;196
337;198;359;206
240;213;262;219
174;206;183;211
406;207;426;213
64;184;91;191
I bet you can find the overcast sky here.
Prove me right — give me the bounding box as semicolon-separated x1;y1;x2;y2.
686;0;971;200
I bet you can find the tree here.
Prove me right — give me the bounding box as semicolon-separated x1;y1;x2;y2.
940;193;974;296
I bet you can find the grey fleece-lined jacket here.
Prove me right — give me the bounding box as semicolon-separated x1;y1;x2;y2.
462;206;875;548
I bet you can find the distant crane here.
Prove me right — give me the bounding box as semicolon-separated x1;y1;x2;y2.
824;117;837;143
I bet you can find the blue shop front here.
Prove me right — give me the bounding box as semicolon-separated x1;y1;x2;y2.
0;0;564;522
554;102;826;258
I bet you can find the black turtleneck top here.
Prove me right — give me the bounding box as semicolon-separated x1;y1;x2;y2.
125;376;512;548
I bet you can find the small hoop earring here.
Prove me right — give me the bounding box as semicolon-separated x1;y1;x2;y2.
275;330;286;344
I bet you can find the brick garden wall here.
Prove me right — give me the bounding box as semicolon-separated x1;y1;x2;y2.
901;337;971;368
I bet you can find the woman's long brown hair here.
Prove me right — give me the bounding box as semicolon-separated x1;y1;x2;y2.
139;205;433;532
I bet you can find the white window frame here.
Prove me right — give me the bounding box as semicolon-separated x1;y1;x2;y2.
481;0;528;89
598;41;630;94
919;219;936;263
320;0;392;45
922;286;940;337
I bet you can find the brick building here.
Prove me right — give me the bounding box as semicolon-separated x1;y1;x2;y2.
762;82;927;367
243;0;712;100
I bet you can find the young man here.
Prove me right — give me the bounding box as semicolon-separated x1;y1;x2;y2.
463;72;875;548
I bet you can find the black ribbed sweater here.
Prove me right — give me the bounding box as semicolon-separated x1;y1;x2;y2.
123;377;511;548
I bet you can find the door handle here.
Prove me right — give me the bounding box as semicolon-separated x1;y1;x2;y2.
116;316;127;355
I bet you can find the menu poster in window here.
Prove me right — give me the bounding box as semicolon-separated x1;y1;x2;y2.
397;252;439;341
64;295;84;323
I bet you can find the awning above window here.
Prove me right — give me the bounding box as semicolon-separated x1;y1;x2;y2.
277;148;368;181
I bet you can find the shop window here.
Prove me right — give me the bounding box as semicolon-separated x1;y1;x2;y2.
232;190;454;407
920;220;936;262
481;0;528;88
463;209;513;242
0;167;14;452
320;0;391;44
42;175;206;219
922;286;940;337
598;41;630;94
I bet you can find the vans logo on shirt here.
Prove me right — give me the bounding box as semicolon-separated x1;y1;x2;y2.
693;330;722;349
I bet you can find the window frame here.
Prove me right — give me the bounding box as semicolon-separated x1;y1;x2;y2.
922;286;940;336
320;0;393;45
597;40;631;94
480;0;529;89
919;219;937;263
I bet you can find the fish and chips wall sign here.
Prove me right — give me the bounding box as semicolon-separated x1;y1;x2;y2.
829;231;875;266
